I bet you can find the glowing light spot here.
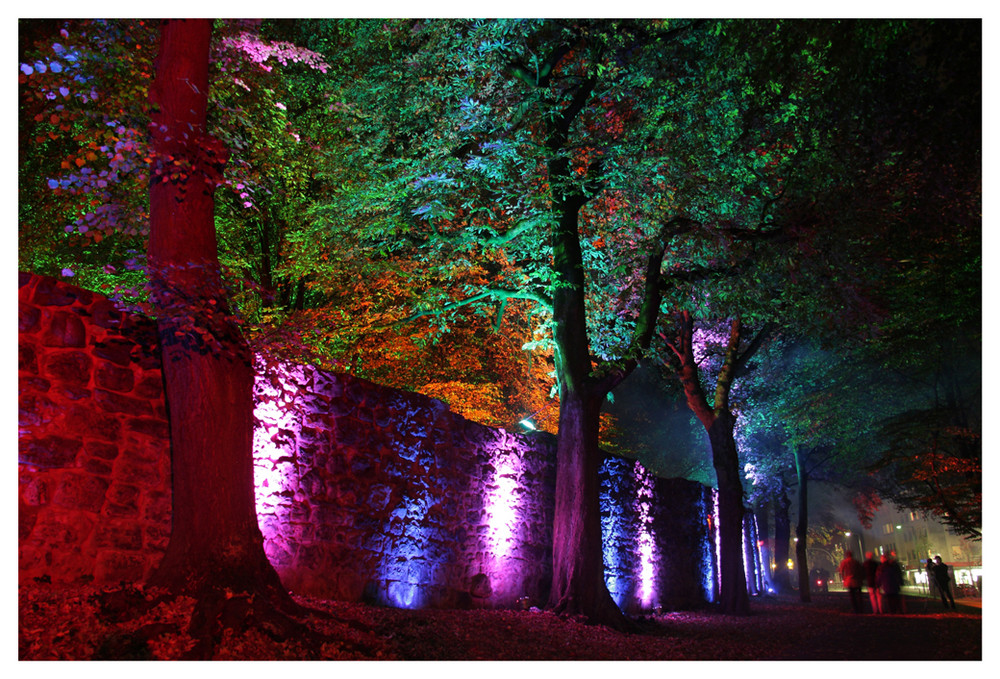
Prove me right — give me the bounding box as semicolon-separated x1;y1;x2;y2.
633;461;657;609
483;452;522;560
252;359;304;540
379;494;431;610
600;460;629;609
703;489;721;600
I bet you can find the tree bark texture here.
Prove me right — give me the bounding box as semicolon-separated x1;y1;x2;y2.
773;489;793;592
669;311;750;614
544;165;628;627
794;447;811;603
708;412;751;615
547;390;626;627
145;19;286;601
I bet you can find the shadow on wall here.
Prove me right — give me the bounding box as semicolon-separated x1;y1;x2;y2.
18;272;763;613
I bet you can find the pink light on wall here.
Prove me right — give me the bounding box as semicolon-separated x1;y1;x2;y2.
479;434;533;602
712;489;722;596
633;461;657;609
252;358;304;541
484;452;522;560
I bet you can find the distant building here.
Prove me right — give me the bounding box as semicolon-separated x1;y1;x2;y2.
853;504;981;591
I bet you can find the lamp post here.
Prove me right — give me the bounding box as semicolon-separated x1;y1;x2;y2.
845;530;864;557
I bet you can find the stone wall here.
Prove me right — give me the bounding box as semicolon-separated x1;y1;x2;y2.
18;272;171;584
18;272;739;611
251;359;558;608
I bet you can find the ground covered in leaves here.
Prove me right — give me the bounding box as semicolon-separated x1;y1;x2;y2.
19;583;982;661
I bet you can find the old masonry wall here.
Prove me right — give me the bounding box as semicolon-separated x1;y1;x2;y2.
18;272;755;612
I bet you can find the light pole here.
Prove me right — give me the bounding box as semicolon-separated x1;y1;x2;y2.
845;530;863;557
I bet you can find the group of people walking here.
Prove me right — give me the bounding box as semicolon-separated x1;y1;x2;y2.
837;550;957;614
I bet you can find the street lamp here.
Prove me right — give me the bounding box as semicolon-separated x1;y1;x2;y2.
845;531;864;557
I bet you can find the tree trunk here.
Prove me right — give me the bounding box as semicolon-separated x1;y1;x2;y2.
754;499;773;592
670;312;752;615
143;21;304;657
708;412;751;615
773;489;792;592
547;389;626;628
794;447;811;602
543;160;629;627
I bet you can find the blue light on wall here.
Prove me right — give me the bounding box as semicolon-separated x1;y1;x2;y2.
379;493;432;609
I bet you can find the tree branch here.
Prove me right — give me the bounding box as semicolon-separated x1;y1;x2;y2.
385;287;553;329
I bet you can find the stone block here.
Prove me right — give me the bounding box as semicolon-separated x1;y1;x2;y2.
95;521;143;550
95;389;153;416
125;417;169;440
18;342;39;374
20;476;53;506
133;374;164;399
82;457;114;476
52;472;110;512
90;298;124;330
60;385;92;401
93;337;137;367
20;435;82;468
43;350;93;386
144;523;171;551
41;311;87;347
113;459;162;487
24;509;96;550
19;303;40;333
32;276;93;307
94;551;147;583
95;362;135;392
18;392;56;429
144;491;172;524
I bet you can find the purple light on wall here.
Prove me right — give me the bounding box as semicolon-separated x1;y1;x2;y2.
742;515;751;591
601;460;628;609
483;447;523;560
711;489;722;597
478;434;538;603
252;359;304;542
633;461;657;609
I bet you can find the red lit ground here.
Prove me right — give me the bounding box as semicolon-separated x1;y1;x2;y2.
19;584;981;660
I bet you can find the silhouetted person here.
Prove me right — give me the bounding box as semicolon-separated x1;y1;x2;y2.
877;553;905;614
863;551;881;614
925;558;937;599
932;555;956;609
839;550;864;613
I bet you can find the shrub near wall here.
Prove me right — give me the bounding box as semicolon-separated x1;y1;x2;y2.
19;273;737;612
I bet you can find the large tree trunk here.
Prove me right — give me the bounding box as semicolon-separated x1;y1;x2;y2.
143;19;307;658
547;389;626;628
669;312;757;615
794;447;811;602
773;489;793;592
754;498;773;592
708;412;751;615
544;168;628;628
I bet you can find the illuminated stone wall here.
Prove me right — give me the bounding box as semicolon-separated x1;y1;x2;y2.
18;272;171;584
600;457;718;613
251;359;557;608
18;273;755;612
